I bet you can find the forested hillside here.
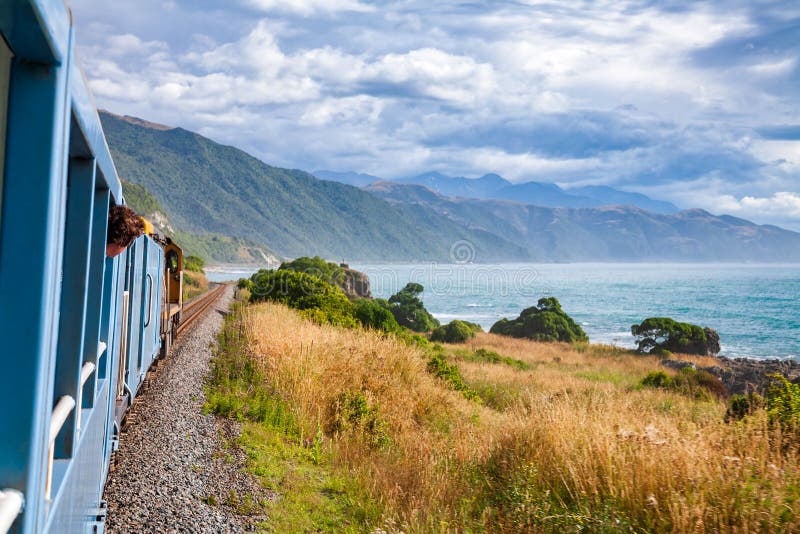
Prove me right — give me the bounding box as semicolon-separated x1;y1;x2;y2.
103;112;525;262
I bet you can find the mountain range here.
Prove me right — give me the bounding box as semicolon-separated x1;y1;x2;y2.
315;170;680;214
101;111;800;263
366;182;800;262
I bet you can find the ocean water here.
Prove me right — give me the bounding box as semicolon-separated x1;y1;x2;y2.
350;263;800;360
208;263;800;360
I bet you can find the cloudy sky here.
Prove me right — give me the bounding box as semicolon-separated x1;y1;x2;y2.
70;0;800;228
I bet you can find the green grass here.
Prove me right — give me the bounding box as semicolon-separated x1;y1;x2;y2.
452;347;531;371
204;305;380;532
575;369;630;387
426;347;481;402
468;381;522;411
239;423;376;533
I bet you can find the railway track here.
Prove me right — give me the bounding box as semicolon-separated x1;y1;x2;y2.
177;283;228;337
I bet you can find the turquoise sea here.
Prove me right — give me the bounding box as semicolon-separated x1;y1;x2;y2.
209;263;800;360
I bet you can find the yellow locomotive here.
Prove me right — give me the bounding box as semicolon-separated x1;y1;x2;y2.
141;218;184;357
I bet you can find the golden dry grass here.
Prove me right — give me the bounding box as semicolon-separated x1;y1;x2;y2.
183;270;209;301
240;302;800;533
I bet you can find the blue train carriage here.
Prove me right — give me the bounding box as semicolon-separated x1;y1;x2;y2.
0;1;167;532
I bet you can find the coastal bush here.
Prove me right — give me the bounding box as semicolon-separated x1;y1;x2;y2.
430;320;479;343
279;256;345;288
489;297;588;343
641;370;672;389
726;392;765;422
766;375;800;431
640;367;727;399
184;254;206;273
631;317;721;356
244;269;356;327
388;282;440;332
352;298;400;333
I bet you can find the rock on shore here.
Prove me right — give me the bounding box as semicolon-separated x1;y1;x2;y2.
663;356;800;396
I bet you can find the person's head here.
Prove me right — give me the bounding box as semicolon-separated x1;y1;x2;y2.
106;204;145;257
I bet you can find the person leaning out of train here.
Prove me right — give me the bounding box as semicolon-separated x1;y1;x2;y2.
106;204;145;258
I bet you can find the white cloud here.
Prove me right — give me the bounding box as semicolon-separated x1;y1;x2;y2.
243;0;374;16
300;95;383;126
748;57;797;76
364;48;496;105
718;192;800;220
105;34;167;57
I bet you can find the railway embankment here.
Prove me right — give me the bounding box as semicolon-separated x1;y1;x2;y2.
104;285;269;533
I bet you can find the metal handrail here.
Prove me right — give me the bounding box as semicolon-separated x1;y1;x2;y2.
0;489;24;533
80;361;96;387
45;395;76;500
48;396;75;445
75;360;97;435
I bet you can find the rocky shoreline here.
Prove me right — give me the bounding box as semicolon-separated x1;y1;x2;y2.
662;356;800;396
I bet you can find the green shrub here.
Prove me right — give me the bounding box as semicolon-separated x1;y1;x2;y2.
641;371;672;389
184;271;200;288
396;330;432;349
426;348;479;401
430;320;478;343
184;255;206;273
236;287;251;302
352;298;400;333
388;282;440;332
726;392;765;422
330;391;390;448
246;269;356;327
490;297;587;343
631;317;720;356
279;256;345;287
639;367;727;399
686;367;728;398
766;375;800;431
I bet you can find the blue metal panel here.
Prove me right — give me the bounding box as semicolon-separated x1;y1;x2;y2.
125;238;145;395
43;383;110;532
137;238;163;373
53;158;96;462
0;0;69;63
0;11;73;534
81;187;110;410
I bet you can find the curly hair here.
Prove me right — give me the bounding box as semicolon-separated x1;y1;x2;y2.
107;204;145;247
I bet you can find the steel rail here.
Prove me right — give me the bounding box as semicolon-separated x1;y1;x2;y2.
176;284;226;337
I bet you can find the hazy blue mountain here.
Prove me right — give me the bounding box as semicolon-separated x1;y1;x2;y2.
391;171;679;212
395;172;512;198
366;181;800;262
493;180;598;208
101;112;528;262
313;170;382;187
567;185;680;214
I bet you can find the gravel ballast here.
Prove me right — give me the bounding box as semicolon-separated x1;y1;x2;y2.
104;286;267;533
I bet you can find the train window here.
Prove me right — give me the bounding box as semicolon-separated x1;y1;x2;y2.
166;249;179;272
0;37;12;231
